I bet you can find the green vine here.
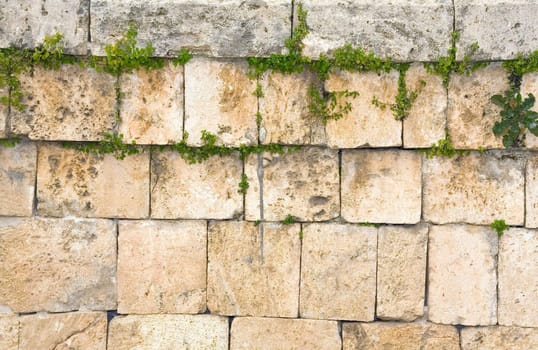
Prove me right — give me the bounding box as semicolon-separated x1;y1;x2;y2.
172;48;193;66
420;136;469;158
308;85;359;124
0;137;20;148
490;219;509;237
62;132;140;160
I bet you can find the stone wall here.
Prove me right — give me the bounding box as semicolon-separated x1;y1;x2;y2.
1;1;538;349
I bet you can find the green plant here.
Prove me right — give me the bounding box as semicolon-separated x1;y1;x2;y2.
173;48;193;66
357;222;381;228
298;230;304;240
0;137;20;147
308;85;359;124
254;220;261;227
420;136;468;158
332;44;393;73
503;51;538;79
391;65;425;120
490;219;509;237
32;33;76;69
62;132;139;160
238;173;249;194
255;111;263;128
281;214;296;225
253;82;264;97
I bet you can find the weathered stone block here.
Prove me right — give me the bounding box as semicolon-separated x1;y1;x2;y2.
447;64;508;149
0;87;6;138
19;312;106;350
423;152;525;225
526;156;538;228
341;150;422;224
428;224;498;325
91;0;290;57
377;224;428;321
151;150;242;219
0;217;116;313
0;142;36;216
231;317;341;350
300;223;377;321
108;315;229;350
37;144;149;218
208;221;301;317
184;58;257;146
11;65;116;141
0;315;18;350
461;326;538;350
521;72;538;148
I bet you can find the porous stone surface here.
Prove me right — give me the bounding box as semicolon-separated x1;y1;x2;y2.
90;0;291;57
119;61;183;144
10;66;116;141
37;144;150;218
207;221;301;317
230;317;341;350
0;217;116;313
0;142;36;216
245;147;339;222
118;220;207;314
0;0;88;54
428;224;498;326
184;58;257;146
423;152;525;225
19;312;107;350
447;64;508;149
0;315;18;350
0;87;7;138
108;314;229;350
526;156;538;228
376;224;428;321
342;322;460;350
341;150;422;224
461;326;538;350
151;150;243;219
521;72;538;148
300;223;377;321
301;0;452;61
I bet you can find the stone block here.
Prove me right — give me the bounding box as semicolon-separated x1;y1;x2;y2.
0;315;18;350
341;150;422;224
207;221;301;317
428;224;498;325
230;317;341;350
151;149;243;219
108;314;229;350
0;217;116;313
521;72;538;148
184;58;257;146
0;87;6;138
461;326;538;350
300;223;377;321
376;224;428;321
526;156;538;228
37;144;149;218
0;142;36;216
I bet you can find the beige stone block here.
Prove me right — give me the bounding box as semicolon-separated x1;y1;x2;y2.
185;58;257;146
37;144;149;218
259;70;325;145
244;152;261;219
447;64;508;149
325;69;401;148
108;314;229;350
0;315;18;350
377;224;428;321
521;72;538;148
341;150;422;224
0;142;36;216
428;224;498;325
208;221;300;317
0;87;6;138
19;312;106;350
343;322;460;350
0;217;116;313
151;150;243;219
118;220;207;314
11;65;116;141
231;317;341;350
461;326;538;350
526;156;538;228
403;64;447;148
300;223;377;321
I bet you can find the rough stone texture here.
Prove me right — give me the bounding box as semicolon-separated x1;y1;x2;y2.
377;224;428;321
498;228;538;327
428;224;498;326
91;0;290;57
325;70;401;148
461;326;538;350
447;64;508;149
0;217;116;313
231;317;341;350
245;147;339;221
300;223;377;321
0;142;36;216
341;150;422;224
19;312;106;350
0;87;6;138
403;64;447;148
0;315;18;350
108;314;229;350
259;70;326;145
151;150;242;219
119;61;183;144
118;220;207;314
423;152;525;225
455;0;538;60
207;221;301;317
301;0;452;61
521;72;538;148
37;144;149;218
526;156;538;228
0;0;88;54
10;66;116;141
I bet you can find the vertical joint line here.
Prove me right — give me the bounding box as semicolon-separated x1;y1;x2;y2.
87;0;92;47
297;222;303;317
182;64;186;138
257;152;265;262
373;226;379;320
290;0;295;40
